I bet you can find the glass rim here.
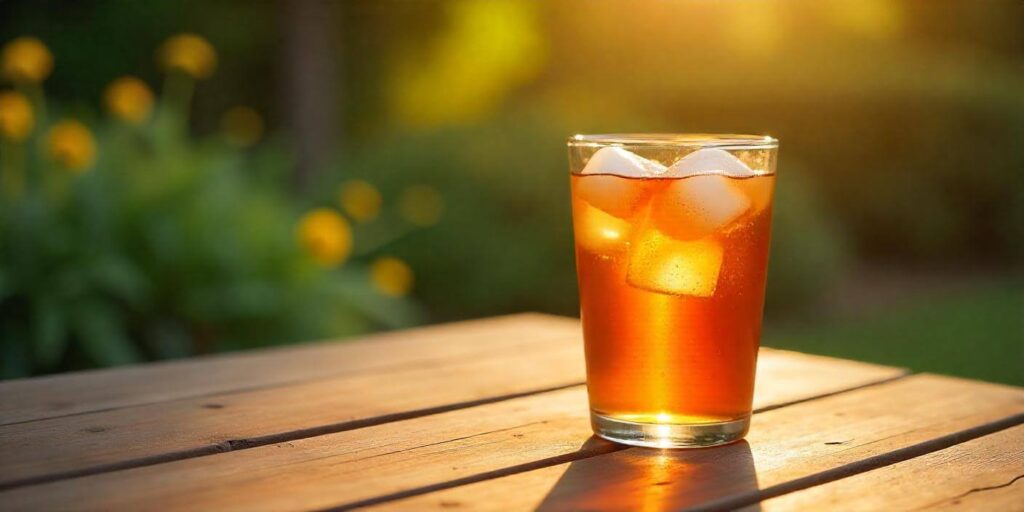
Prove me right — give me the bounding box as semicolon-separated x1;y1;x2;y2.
568;133;778;150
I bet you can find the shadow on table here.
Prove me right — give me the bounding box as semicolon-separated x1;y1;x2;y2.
537;437;761;511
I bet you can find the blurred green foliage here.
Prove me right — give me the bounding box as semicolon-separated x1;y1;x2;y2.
0;53;422;379
764;165;851;316
766;279;1024;386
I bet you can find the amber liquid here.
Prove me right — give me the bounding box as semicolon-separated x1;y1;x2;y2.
571;173;774;425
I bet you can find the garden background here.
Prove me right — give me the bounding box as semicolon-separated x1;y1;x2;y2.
0;0;1020;385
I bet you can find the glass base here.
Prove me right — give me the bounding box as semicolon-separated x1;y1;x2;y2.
591;412;750;449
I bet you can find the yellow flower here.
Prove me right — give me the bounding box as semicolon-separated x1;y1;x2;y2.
398;185;444;227
158;33;217;79
47;120;96;173
220;106;264;147
339;180;382;223
104;76;154;124
297;208;353;267
2;37;53;84
370;256;414;297
0;91;33;141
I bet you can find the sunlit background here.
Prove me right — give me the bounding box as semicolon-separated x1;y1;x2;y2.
1;0;1020;384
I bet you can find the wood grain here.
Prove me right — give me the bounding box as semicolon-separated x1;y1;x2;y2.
373;375;1024;512
748;425;1024;512
0;340;585;488
2;375;1019;512
0;314;577;425
0;322;901;488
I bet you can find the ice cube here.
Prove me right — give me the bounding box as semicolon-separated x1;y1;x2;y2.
627;228;723;297
664;148;757;178
575;148;664;219
734;174;774;215
573;174;650;219
581;147;666;177
649;175;751;240
573;200;632;255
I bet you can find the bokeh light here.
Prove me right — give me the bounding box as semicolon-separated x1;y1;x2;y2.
0;90;33;141
47;120;96;172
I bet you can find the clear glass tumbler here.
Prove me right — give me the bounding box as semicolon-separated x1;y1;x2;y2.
567;134;778;448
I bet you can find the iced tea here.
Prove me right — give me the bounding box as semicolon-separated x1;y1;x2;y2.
568;135;777;448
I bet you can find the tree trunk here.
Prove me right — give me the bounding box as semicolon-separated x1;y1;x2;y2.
278;0;339;192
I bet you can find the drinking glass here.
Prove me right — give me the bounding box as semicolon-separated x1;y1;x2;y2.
567;134;778;448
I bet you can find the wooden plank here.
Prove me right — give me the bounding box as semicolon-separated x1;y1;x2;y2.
0;313;577;425
1;375;1018;511
372;375;1023;512
748;425;1024;512
0;346;900;489
0;340;584;488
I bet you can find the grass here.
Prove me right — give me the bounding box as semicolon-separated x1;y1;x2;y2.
763;279;1023;386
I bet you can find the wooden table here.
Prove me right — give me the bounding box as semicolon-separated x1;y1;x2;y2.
1;314;1021;511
